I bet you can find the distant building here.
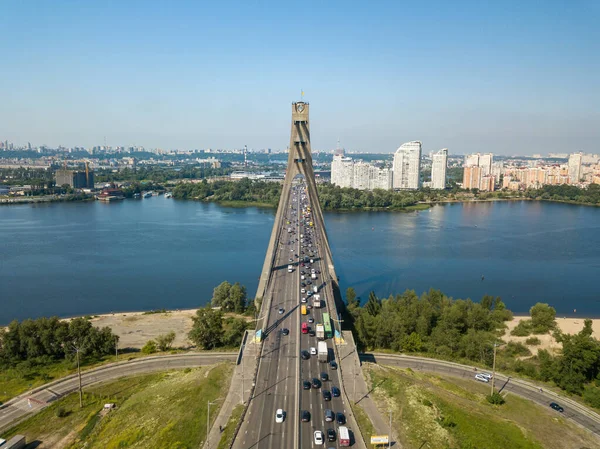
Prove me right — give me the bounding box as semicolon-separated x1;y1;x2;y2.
463;166;482;190
431;148;448;189
568;152;583;183
55;169;94;189
392;141;421;190
480;174;495;191
330;154;354;188
479;153;493;176
352;161;370;190
368;166;393;190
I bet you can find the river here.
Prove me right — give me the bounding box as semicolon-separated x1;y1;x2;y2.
1;197;599;323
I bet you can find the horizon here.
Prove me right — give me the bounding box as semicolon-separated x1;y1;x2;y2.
1;1;599;155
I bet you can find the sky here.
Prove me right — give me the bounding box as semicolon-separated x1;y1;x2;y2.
1;0;599;155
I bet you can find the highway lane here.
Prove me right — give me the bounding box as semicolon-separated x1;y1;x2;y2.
366;353;600;438
234;182;301;449
0;353;236;433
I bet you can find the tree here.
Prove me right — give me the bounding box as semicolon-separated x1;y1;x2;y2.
222;318;248;347
212;281;232;308
365;291;381;316
156;331;176;351
142;340;157;354
226;282;247;312
189;307;224;350
346;287;360;309
530;303;556;333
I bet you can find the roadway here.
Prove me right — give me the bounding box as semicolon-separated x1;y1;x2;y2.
364;353;600;438
0;352;236;433
233;182;302;449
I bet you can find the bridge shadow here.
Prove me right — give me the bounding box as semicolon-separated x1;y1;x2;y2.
356;379;387;405
252;375;291;399
272;256;323;273
245;432;271;449
264;304;299;336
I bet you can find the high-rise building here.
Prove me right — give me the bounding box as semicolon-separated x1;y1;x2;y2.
368;166;393;190
480;174;495;191
352;161;370;190
330;154;354;188
392;141;421;190
55;170;95;188
464;153;479;167
479;153;493;176
431;148;448;189
568;152;583;183
463;166;482;190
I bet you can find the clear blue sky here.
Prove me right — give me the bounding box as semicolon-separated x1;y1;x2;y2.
1;0;599;155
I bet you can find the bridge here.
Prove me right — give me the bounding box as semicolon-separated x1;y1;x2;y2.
232;102;367;449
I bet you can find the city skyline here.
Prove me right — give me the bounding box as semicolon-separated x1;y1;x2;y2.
1;1;599;155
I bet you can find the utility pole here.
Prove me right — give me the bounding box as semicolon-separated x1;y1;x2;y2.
74;346;83;408
491;342;499;396
241;343;245;404
115;336;119;362
207;400;215;449
389;409;392;449
353;356;356;403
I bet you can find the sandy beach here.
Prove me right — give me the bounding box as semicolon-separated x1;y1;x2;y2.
504;315;600;355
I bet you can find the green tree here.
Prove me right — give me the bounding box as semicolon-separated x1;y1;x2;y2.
188;307;224;350
156;331;176;351
222;318;248;347
365;291;381;316
530;303;556;333
226;282;247;313
346;287;360;309
142;340;157;354
212;281;232;308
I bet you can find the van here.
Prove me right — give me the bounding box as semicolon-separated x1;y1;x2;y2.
324;409;334;422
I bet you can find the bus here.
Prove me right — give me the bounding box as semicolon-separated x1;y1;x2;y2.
338;426;350;446
322;313;333;339
301;322;309;334
301;305;307;315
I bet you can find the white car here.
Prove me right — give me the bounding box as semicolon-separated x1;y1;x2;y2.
301;288;306;294
275;408;285;423
475;373;490;383
314;430;324;445
310;347;317;355
480;372;493;380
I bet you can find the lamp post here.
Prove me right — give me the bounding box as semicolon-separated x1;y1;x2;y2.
388;409;392;449
490;342;504;396
73;345;83;408
207;399;220;449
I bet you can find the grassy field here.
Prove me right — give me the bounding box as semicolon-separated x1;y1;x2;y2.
217;404;244;449
364;364;599;449
351;403;376;448
3;363;233;449
0;351;175;404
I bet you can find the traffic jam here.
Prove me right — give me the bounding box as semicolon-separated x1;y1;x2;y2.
280;182;351;447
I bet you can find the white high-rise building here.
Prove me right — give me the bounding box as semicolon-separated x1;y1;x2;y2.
331;154;354;188
393;141;421;190
431;148;448;189
368;166;393;190
352;161;371;190
479;153;493;176
568;152;583;183
464;153;479;167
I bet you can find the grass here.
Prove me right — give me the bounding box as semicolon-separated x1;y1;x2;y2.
0;351;162;404
217;404;244;449
363;364;599;449
4;363;233;449
351;403;376;448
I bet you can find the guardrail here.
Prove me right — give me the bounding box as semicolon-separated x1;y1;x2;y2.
366;353;600;425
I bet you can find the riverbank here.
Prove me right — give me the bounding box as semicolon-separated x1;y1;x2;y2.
0;194;94;205
503;315;600;355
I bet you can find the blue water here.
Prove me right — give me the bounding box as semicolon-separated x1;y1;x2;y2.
1;198;599;323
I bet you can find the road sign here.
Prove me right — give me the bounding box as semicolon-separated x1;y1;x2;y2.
370;435;389;444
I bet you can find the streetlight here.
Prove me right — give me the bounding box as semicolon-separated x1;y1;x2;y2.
388;409;392;449
72;344;83;408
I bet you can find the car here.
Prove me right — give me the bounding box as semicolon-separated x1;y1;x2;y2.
301;350;310;360
327;428;336;442
314;430;324;445
301;288;306;294
282;328;289;336
320;372;329;381
310;347;317;355
301;410;311;422
303;380;311;390
331;386;340;397
308;330;316;337
308;317;314;323
301;297;307;303
550;402;564;413
322;389;331;401
329;361;337;370
278;308;284;314
479;372;493;380
475;374;490;383
275;408;285;423
336;412;346;425
324;409;334;422
312;378;322;389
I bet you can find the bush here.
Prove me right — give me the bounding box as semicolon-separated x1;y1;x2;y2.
56;406;67;418
582;385;600;409
525;337;541;345
486;392;506;405
510;320;532;337
141;340;157;354
504;342;532;357
422;399;433;407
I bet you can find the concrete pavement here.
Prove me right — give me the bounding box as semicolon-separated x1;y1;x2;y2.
0;352;236;434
